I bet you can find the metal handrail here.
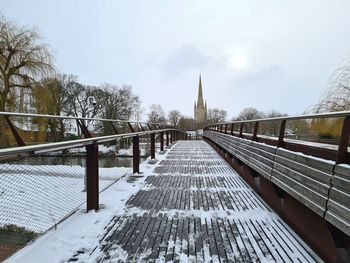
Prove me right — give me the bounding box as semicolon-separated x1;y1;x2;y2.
0;128;175;159
0;111;165;126
204;110;350;163
208;110;350;126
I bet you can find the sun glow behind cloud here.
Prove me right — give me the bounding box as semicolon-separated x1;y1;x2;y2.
229;54;248;69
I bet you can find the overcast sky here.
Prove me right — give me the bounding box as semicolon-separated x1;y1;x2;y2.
2;0;350;119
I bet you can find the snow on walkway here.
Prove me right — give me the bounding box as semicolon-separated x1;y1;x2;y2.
6;141;322;263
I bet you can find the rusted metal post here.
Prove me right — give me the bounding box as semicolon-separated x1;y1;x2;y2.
111;123;118;134
160;131;164;151
5;116;25;146
252;121;259;141
166;131;169;146
128;122;135;133
336;116;350;164
86;142;99;211
230;123;234;136
150;133;155;159
133;136;140;173
277;120;286;147
239;123;244;138
77;120;92;138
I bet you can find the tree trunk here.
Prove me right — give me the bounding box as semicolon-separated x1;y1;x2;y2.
0;91;9;148
0;77;12;148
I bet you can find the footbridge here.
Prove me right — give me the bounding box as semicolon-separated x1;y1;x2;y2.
0;111;350;262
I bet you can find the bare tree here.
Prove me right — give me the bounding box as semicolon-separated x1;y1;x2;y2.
168;110;182;126
235;107;264;121
233;107;264;133
207;108;227;123
178;117;196;131
147;104;166;124
260;110;288;136
0;15;54;146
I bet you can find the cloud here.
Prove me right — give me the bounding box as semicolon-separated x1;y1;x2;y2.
234;65;283;88
161;44;210;77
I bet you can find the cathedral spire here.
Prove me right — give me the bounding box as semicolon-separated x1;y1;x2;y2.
197;74;204;107
194;74;207;123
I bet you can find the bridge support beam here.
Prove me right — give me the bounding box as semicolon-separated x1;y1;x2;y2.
86;142;99;211
133;136;140;174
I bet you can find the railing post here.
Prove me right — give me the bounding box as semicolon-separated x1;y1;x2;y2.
277;120;286;147
230;123;234;136
150;133;155;159
160;131;164;151
336;116;350;164
128;122;135;133
111;123;118;134
225;124;228;134
5;116;26;146
252;121;259;141
133;136;140;173
77;120;91;138
86;142;99;211
220;124;223;133
170;131;173;144
166;131;169;146
239;123;244;138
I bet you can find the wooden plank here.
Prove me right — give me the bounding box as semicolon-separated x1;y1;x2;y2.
275;154;332;183
276;148;335;172
273;162;330;196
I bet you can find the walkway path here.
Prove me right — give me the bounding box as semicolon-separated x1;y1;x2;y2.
70;141;321;262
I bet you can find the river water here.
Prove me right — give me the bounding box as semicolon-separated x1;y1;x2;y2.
7;155;146;168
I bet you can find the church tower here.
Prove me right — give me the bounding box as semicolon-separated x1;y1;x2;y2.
194;75;207;122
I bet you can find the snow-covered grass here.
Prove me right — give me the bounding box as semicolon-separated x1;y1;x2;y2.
4;147;169;263
0;165;130;233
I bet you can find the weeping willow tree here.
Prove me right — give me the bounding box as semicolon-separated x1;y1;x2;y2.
309;58;350;140
312;59;350;113
0;15;54;147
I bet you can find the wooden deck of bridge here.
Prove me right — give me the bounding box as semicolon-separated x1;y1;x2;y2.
70;141;322;262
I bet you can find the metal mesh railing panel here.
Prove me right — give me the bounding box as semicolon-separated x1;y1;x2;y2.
0;151;86;261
